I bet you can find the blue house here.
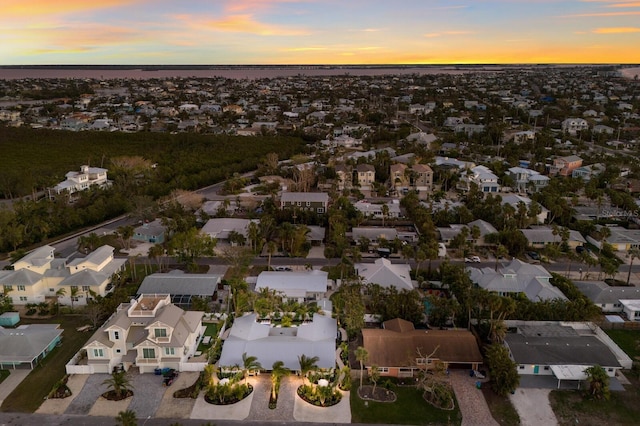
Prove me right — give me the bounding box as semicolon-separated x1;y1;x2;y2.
133;219;166;244
0;312;19;327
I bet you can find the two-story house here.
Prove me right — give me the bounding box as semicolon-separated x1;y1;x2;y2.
356;164;376;191
280;192;329;214
561;118;589;135
550;155;583;177
78;294;204;374
334;164;352;191
0;245;125;306
458;165;500;193
506;167;550;193
50;165;110;197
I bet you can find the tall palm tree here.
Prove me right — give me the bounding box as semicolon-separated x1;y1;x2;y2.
627;247;640;285
241;352;262;384
102;371;133;399
204;363;219;387
355;346;369;387
266;241;278;270
69;286;81;311
54;287;66;316
297;354;319;386
270;360;291;400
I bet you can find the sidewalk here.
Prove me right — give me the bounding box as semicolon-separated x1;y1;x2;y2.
449;370;499;426
0;369;30;408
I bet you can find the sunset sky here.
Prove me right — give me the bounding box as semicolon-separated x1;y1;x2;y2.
2;0;640;65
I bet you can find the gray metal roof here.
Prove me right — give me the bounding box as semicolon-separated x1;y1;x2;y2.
0;324;63;364
137;272;221;296
280;192;329;203
574;281;640;304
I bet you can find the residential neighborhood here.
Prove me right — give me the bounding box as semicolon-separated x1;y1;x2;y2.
1;64;640;425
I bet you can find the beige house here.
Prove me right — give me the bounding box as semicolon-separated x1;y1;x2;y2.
356;163;375;191
77;294;204;374
389;163;433;199
0;245;125;306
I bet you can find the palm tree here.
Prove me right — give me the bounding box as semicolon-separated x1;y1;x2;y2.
54;287;66;316
69;286;81;311
204;363;219;387
585;365;610;400
626;247;640;285
297;354;319;386
270;360;291;401
266;241;278;270
115;409;137;426
355;346;369;387
102;371;133;399
241;352;262;384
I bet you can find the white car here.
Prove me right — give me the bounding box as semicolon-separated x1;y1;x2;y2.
465;256;481;263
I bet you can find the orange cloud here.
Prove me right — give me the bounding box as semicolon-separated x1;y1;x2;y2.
224;0;311;12
199;14;309;36
3;0;133;17
606;2;640;7
593;26;640;33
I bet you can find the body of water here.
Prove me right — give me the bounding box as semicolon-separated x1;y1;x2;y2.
0;66;507;80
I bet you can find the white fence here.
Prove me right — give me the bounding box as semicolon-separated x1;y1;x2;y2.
180;362;207;372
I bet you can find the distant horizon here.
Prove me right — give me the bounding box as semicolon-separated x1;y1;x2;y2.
1;63;638;68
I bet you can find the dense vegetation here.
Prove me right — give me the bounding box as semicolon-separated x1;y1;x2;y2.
0;127;306;199
0;127;306;253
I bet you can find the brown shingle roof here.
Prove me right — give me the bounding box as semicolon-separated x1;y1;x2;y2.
362;327;482;367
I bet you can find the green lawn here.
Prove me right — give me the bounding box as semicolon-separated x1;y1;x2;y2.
550;380;640;426
350;382;462;425
604;329;640;360
0;370;9;385
0;315;90;413
196;322;219;353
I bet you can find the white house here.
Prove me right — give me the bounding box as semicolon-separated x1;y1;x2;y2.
504;323;625;388
75;294;204;374
620;299;640;321
506;167;550;193
255;270;329;303
355;258;414;291
218;312;337;371
50;165;110;197
353;200;401;220
458;165;500;193
574;281;640;313
468;259;567;301
561;118;589;135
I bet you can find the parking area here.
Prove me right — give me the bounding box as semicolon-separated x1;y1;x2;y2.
509;388;558;426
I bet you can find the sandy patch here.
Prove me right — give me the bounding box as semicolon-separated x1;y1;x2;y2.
89;395;132;416
36;374;89;415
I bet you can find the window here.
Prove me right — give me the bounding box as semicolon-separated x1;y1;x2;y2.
296;201;301;206
114;331;120;340
116;349;121;353
142;348;155;359
543;366;550;371
49;288;55;292
379;367;389;373
165;347;176;355
518;365;525;370
17;285;25;291
317;208;325;214
93;349;104;357
19;296;28;301
608;368;613;372
155;328;167;338
4;285;12;291
306;201;311;207
82;286;90;291
70;285;78;291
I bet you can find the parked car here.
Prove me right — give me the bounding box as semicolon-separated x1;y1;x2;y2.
464;256;481;263
527;251;540;260
162;369;178;386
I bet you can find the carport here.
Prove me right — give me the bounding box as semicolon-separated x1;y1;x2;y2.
550;365;588;389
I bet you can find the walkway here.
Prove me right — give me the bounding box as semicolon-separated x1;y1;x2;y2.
0;369;30;409
448;370;499;426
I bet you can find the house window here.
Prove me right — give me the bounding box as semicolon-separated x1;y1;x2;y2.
296;201;301;206
608;368;613;372
143;348;156;359
82;286;90;291
165;347;176;355
71;285;78;291
116;349;121;354
49;288;55;292
93;349;104;357
317;208;325;214
379;367;389;373
19;296;28;301
544;366;550;371
4;285;12;291
17;285;26;291
518;365;525;370
306;201;311;207
114;331;120;340
155;328;167;338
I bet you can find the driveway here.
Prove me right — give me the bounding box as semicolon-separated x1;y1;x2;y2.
65;374;109;415
126;370;168;419
449;370;498;426
509;388;558;426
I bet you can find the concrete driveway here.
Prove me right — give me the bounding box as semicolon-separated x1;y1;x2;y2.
509;388;558;426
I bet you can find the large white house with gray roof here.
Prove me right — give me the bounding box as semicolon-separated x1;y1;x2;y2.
468;259;567;301
72;294;204;374
355;258;414;291
219;312;337;371
255;270;329;302
280;192;329;214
